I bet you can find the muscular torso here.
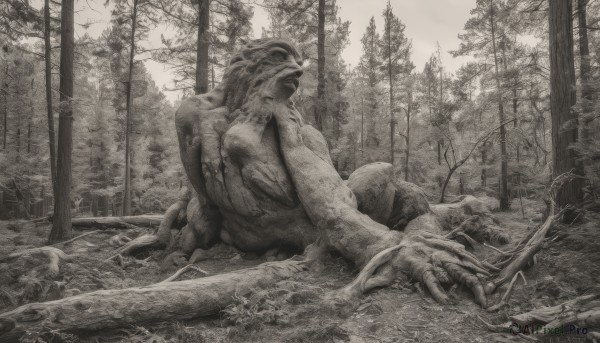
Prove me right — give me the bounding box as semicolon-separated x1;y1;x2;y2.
176;88;330;253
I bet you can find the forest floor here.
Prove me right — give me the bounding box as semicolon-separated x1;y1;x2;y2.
1;196;599;343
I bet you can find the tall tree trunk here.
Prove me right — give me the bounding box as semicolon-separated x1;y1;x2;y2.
577;0;593;142
437;143;441;165
500;37;521;198
549;0;584;217
489;0;510;211
315;0;325;131
404;93;411;181
49;0;74;243
2;65;7;150
542;117;548;166
195;0;209;95
28;78;33;154
481;143;487;187
211;63;215;90
44;0;57;198
123;0;139;216
360;96;364;156
386;8;395;168
438;65;445;168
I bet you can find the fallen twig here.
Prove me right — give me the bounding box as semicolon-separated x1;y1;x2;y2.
485;206;556;294
482;242;510;255
476;315;507;333
159;264;209;283
487;271;526;312
51;230;100;247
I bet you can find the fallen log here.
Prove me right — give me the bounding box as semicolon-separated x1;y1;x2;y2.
0;259;307;335
510;294;600;328
480;295;600;337
484;209;556;294
69;215;164;230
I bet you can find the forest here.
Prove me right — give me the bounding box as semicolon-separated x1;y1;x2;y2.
0;0;600;342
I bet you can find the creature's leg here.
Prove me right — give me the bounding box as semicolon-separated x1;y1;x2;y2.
179;194;222;254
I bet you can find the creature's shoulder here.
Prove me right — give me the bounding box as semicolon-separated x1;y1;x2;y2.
175;86;226;128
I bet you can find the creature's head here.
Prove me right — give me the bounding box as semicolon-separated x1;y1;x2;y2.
222;39;304;111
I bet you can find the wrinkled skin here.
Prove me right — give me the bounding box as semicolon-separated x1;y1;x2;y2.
175;39;489;306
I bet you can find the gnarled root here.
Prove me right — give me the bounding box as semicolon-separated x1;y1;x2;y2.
0;247;71;278
432;196;510;245
115;189;190;257
336;244;404;301
445;215;510;246
0;247;72;307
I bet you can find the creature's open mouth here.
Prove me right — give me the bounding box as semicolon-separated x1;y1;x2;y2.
283;75;300;90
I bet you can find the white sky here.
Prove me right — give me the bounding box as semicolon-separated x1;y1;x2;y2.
71;0;477;104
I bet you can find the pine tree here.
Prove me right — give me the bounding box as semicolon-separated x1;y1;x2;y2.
49;0;74;243
549;0;584;218
453;0;512;210
380;1;413;171
357;17;382;151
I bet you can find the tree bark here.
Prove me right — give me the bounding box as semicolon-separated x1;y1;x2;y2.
0;259;307;334
386;8;395;168
440;165;458;203
577;0;593;142
360;97;364;155
44;0;57;207
2;65;8;150
404;93;411;181
315;0;325;131
123;0;139;216
49;0;74;243
481;142;488;187
489;0;510;211
549;0;584;216
195;0;209;95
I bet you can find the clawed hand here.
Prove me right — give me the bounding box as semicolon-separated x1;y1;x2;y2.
395;232;489;307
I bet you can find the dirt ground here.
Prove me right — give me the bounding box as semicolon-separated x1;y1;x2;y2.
1;197;599;343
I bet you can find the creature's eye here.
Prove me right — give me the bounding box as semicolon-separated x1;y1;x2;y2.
270;50;288;61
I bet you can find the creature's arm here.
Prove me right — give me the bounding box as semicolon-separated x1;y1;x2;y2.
175;86;225;197
272;101;488;307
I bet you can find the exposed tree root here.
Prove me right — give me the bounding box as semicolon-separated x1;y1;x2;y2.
114;195;189;257
51;230;101;247
0;247;71;278
446;215;510;245
108;233;132;247
115;234;161;256
336;244;405;300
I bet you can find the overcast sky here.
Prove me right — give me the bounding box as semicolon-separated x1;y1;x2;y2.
74;0;477;104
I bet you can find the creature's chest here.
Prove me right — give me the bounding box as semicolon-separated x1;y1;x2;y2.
204;118;298;218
